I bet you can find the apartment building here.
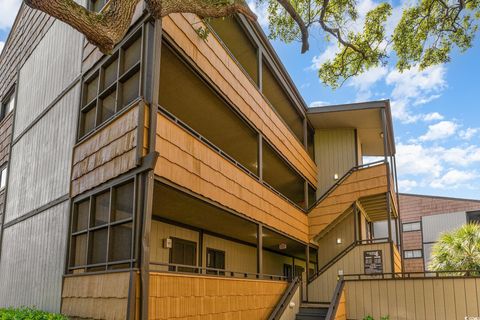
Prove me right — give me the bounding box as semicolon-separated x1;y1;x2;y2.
398;193;480;272
0;2;478;320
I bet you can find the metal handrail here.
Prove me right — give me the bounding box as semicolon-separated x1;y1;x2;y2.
325;276;345;320
268;277;301;320
343;270;480;280
307;160;387;212
308;238;390;283
150;261;288;281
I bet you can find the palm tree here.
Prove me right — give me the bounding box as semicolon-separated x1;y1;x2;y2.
429;223;480;275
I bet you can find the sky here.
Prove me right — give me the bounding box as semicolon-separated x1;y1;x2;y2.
1;0;479;200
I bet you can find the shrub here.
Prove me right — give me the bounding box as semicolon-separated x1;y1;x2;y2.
0;307;68;320
363;316;389;320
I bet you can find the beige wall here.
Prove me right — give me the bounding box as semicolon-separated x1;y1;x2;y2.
151;220;310;277
317;212;355;269
314;128;357;197
345;277;480;320
308;242;393;303
279;286;301;320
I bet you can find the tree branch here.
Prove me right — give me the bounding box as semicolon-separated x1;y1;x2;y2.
276;0;310;53
25;0;140;54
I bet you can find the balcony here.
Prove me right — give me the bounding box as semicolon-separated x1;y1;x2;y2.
309;161;398;239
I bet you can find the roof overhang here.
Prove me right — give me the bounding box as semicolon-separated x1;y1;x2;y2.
307;100;396;157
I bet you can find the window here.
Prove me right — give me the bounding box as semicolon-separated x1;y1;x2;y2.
308;184;316;208
307;126;315;159
79;30;142;138
159;43;259;175
262;59;305;144
262;140;306;208
169;238;197;273
69;180;135;273
1;91;15;122
208;17;259;84
0;167;7;189
402;221;421;232
404;249;422;259
206;248;226;275
467;211;480;224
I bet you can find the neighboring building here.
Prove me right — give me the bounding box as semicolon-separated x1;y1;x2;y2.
399;193;480;272
0;2;476;320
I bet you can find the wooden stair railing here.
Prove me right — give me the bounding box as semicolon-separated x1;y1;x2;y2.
268;277;302;320
324;277;345;320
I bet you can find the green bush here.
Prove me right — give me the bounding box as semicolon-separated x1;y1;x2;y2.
0;307;68;320
363;316;390;320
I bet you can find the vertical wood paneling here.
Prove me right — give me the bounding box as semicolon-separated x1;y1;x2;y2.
0;202;69;311
148;272;287;320
4;85;80;222
345;277;480;320
308;242;393;303
13;21;83;139
314;129;357;197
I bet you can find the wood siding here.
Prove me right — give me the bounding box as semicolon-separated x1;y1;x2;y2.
13;22;83;139
155;112;309;242
317;212;355;270
334;288;347;320
0;202;69;311
309;163;389;239
5;85;80;222
393;244;402;273
314;129;357;197
0;16;84;312
345;277;480;320
148;272;287;319
308;242;393;303
162;14;317;186
61;272;132;319
71;101;148;197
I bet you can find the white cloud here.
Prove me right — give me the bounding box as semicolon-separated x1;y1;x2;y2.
441;146;480;166
312;44;339;69
423;112;444;122
430;169;478;189
248;1;269;27
309;101;330;108
0;0;21;30
349;66;388;100
396;143;443;177
0;41;4;55
398;179;418;192
459;128;479;140
419;121;458;141
386;65;447;123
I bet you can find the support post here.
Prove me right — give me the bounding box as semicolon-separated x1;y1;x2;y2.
353;205;358;241
140;171;154;320
257;223;263;277
198;230;204;273
305;245;310;301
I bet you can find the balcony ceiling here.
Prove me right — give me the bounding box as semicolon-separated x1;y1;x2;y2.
307;100;395;157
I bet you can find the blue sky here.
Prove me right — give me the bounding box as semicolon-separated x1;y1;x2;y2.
1;0;479;200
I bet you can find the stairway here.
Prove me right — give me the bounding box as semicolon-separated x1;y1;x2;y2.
295;304;329;320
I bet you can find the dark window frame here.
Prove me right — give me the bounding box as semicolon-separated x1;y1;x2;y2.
403;249;423;259
68;178;137;273
169;237;198;273
206;247;226;275
467;211;480;224
0;165;7;190
78;25;144;140
0;86;15;123
402;221;422;232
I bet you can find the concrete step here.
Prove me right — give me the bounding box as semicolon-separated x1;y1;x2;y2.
296;306;328;320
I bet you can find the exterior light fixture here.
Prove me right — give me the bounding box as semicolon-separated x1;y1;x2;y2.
336;238;342;244
279;243;287;250
380;132;384;139
334;173;339;180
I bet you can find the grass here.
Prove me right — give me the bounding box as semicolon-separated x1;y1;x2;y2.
0;307;68;320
